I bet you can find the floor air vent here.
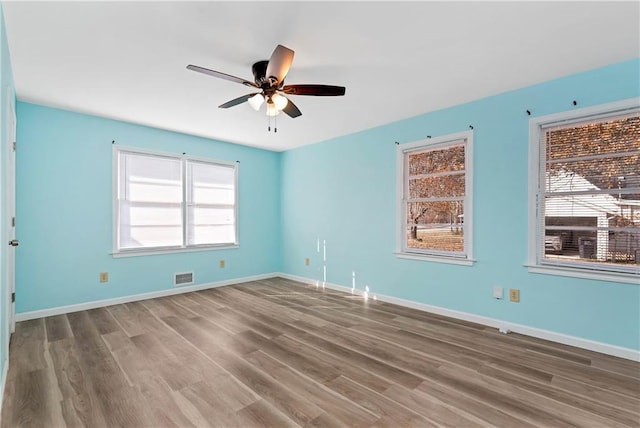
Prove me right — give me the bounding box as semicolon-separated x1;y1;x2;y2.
174;272;194;286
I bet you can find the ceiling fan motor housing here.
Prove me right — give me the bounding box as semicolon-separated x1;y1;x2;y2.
252;60;270;86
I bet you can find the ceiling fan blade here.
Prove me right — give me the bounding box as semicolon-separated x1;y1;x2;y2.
282;97;302;118
218;93;259;109
187;64;258;88
282;84;346;96
266;45;294;84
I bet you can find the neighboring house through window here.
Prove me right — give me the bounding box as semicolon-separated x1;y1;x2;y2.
396;131;473;265
528;99;640;283
114;147;237;256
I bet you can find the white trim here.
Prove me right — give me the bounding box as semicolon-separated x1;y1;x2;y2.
535;98;640;129
0;358;7;424
4;86;16;343
528;98;640;280
526;264;639;285
112;244;239;258
395;141;405;253
528;109;542;268
278;272;640;362
113;144;238;168
396;130;474;263
394;252;475;266
14;272;278;322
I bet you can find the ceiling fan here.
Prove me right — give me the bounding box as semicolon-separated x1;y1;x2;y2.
187;44;346;119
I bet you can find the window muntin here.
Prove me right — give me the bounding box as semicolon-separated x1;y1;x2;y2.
398;132;472;261
115;148;237;254
532;105;640;277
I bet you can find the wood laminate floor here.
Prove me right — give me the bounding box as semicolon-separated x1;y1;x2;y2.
1;277;639;427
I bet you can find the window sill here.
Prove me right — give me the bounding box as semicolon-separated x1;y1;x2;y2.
526;264;639;285
112;244;239;258
395;252;475;266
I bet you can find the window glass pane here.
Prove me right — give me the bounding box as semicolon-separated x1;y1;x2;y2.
546;116;640;160
543;227;639;266
190;207;235;225
409;173;465;199
121;226;183;249
186;161;236;245
403;139;468;257
547;158;639;194
186;205;236;245
408;144;465;175
544;193;622;219
120;153;182;203
188;225;236;246
406;201;464;252
116;149;238;252
188;162;235;205
128;203;183;226
119;201;182;249
542;113;640;270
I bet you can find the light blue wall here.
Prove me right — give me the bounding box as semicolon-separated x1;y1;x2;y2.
281;58;640;350
11;57;640;352
0;4;15;393
15;103;281;313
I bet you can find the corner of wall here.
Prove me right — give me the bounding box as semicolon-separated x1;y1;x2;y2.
275;149;285;273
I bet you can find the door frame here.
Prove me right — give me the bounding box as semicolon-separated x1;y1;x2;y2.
5;86;16;336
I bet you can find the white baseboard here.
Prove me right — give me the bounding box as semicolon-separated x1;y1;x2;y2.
14;272;279;322
277;273;640;362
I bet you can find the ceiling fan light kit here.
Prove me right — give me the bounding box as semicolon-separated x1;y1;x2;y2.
266;102;280;117
187;44;346;130
248;93;264;111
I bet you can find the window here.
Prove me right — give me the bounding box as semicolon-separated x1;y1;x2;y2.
528;99;640;282
397;131;473;264
114;147;237;255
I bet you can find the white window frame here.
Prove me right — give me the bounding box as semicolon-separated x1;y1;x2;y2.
112;146;238;257
527;98;640;284
396;130;474;265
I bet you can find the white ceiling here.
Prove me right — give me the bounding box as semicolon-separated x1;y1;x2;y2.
2;1;639;152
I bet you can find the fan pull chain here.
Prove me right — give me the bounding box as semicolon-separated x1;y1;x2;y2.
266;112;279;133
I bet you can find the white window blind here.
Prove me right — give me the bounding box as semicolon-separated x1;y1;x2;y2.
536;111;640;275
118;152;183;250
186;161;236;246
115;148;237;254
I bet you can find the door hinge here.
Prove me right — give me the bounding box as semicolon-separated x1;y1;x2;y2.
12;217;15;227
11;292;15;303
12;141;16;151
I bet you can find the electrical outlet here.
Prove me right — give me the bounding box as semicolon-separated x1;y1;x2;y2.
99;272;109;283
509;288;520;302
305;258;310;266
219;260;225;268
493;286;503;299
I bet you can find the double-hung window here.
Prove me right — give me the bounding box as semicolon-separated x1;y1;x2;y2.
114;147;237;255
397;131;473;264
528;99;640;282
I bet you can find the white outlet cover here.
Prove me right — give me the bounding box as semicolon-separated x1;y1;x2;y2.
493;286;503;299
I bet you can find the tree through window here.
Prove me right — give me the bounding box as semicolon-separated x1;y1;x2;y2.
398;131;473;262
